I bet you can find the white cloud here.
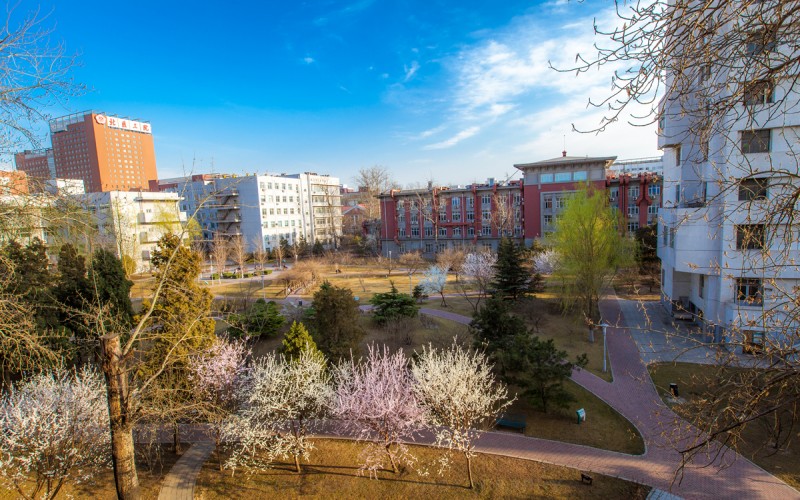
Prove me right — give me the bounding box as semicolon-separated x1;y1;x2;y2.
404;61;420;82
303;56;315;64
423;126;481;150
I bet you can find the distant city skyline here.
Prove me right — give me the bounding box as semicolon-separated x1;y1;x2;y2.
14;0;660;186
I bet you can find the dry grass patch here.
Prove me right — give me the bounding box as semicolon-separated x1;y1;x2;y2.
0;448;179;500
649;362;800;489
195;439;649;499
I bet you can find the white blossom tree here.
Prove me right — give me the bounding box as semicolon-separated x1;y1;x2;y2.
420;265;449;307
222;349;332;474
532;249;559;276
189;336;251;470
412;341;512;489
0;368;110;500
333;345;425;477
459;252;497;312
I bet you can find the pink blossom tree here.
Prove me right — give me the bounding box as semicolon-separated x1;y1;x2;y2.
333;345;425;477
412;340;512;489
222;349;331;474
189;336;251;470
0;367;110;500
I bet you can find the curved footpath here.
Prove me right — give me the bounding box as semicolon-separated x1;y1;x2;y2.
160;296;799;499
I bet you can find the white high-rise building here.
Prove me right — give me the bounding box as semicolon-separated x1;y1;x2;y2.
657;2;800;348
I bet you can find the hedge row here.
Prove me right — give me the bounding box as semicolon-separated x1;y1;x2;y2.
210;270;272;280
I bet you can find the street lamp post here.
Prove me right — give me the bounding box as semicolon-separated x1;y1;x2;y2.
600;321;610;373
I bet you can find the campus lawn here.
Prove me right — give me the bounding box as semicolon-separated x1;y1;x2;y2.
195;439;650;499
505;380;645;455
649;362;800;489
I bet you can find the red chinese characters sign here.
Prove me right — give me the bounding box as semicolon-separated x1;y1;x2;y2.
95;114;152;134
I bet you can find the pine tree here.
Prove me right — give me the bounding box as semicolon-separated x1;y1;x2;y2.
309;281;364;361
53;244;92;351
282;321;324;363
228;299;284;338
89;249;134;326
470;295;527;353
369;283;418;325
491;237;532;300
139;234;216;449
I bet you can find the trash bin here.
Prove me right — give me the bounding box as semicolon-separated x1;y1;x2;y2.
669;383;679;397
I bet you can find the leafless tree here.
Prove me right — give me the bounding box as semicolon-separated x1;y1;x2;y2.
564;0;800;476
399;251;426;295
354;165;397;220
211;233;229;282
230;234;247;279
0;5;83;157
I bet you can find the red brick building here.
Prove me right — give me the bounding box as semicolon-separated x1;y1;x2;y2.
15;111;158;193
377;153;662;257
14;149;53;192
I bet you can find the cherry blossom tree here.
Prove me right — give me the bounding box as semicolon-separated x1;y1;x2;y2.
420;265;449;307
333;345;425;477
459;252;497;313
412;341;512;489
189;337;251;470
0;368;110;500
532;249;559;276
222;349;331;474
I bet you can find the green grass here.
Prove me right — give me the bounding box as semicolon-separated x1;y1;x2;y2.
507;380;644;455
649;362;800;489
196;439;649;499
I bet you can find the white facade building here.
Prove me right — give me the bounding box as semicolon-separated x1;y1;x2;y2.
81;191;186;273
657;2;800;347
159;172;341;253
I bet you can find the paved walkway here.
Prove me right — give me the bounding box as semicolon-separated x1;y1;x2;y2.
158;297;799;499
157;442;215;500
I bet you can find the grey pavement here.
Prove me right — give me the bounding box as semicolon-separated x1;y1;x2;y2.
613;298;761;367
157;441;215;500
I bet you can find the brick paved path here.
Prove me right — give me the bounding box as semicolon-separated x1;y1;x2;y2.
157;442;215;500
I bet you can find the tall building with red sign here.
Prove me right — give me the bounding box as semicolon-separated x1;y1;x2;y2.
15;111;158;193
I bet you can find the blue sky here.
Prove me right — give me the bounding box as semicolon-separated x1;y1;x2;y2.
21;0;660;186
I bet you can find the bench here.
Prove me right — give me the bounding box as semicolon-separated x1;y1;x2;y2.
495;413;527;432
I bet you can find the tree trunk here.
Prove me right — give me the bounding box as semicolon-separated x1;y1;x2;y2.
440;292;447;307
386;443;398;473
101;334;141;500
173;423;182;455
465;452;474;489
294;454;301;473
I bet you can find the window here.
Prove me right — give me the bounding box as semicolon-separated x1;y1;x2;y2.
648;184;661;197
453;227;462;237
467;227;475;237
543;214;553;226
629;186;640;199
627;221;639;233
738;178;768;201
736;278;763;305
609;187;619;200
452;211;461;222
399;227;406;237
481;194;491;205
411;227;420;236
439;227;447;237
675;146;681;166
699;275;704;299
424;227;433;237
466;197;474;208
481;226;491;236
513;194;522;204
482;210;491;222
452;197;460;208
744;80;774;106
736;224;766;250
466;211;475;222
628;205;639;217
741;129;770;153
573;171;587;181
648;204;659;215
540;173;554;184
555;172;571;182
411;213;419;224
438;210;447;222
675;184;681;204
745;27;777;56
544;197;554;209
555;197;567;209
425;243;434;253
